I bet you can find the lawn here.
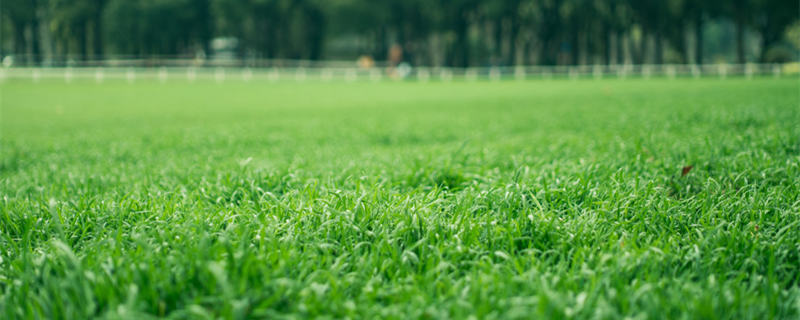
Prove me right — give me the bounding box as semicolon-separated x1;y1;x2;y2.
1;77;799;319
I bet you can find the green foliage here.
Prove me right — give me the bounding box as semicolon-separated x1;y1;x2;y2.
1;0;798;65
103;0;210;56
1;78;799;318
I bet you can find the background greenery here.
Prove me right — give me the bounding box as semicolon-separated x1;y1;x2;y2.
2;0;799;66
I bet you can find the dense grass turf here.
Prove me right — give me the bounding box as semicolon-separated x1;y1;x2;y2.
1;78;799;319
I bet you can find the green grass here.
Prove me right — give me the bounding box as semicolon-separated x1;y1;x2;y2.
1;77;799;319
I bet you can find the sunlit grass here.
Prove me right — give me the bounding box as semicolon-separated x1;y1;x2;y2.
1;78;799;319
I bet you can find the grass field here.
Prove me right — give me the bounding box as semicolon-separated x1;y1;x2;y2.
1;78;799;319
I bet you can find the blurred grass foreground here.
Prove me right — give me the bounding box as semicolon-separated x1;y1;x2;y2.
1;77;799;318
2;0;800;318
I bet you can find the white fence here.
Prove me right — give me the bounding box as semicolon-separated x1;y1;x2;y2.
1;63;797;83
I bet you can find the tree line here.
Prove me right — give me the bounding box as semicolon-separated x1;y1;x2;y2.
2;0;798;67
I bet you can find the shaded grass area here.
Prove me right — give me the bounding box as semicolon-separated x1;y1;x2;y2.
1;78;799;319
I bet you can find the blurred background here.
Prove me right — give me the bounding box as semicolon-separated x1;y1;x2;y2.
1;0;798;68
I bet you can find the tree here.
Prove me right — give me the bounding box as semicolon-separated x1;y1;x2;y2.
2;0;41;62
725;0;754;63
2;0;798;66
752;0;800;62
630;0;671;64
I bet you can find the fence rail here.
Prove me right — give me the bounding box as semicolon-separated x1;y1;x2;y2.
1;63;797;83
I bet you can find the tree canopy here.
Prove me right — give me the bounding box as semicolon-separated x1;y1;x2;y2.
1;0;798;66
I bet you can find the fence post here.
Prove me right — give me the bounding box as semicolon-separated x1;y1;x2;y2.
691;65;700;79
126;68;136;83
158;67;168;83
345;69;357;82
293;68;306;82
95;69;105;83
242;68;253;82
187;68;197;82
465;68;478;81
717;64;727;79
418;68;430;82
489;67;501;82
268;68;280;82
642;65;651;79
515;67;526;81
666;65;676;79
440;69;453;82
321;69;333;82
64;67;74;83
369;68;381;82
569;67;578;81
215;68;226;83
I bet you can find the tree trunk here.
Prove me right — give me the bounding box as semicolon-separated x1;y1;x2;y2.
633;32;646;65
493;19;502;65
31;17;42;64
617;31;625;65
570;31;579;65
538;27;554;66
266;24;277;59
375;27;387;61
13;22;27;62
604;27;611;65
507;17;519;66
308;18;324;60
654;32;663;65
759;33;778;63
735;17;746;63
79;24;89;61
93;13;104;59
695;17;703;65
679;25;689;64
758;27;781;63
453;16;469;67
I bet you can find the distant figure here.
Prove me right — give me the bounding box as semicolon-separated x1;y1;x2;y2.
396;62;412;79
387;44;407;79
388;45;403;66
357;55;375;69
